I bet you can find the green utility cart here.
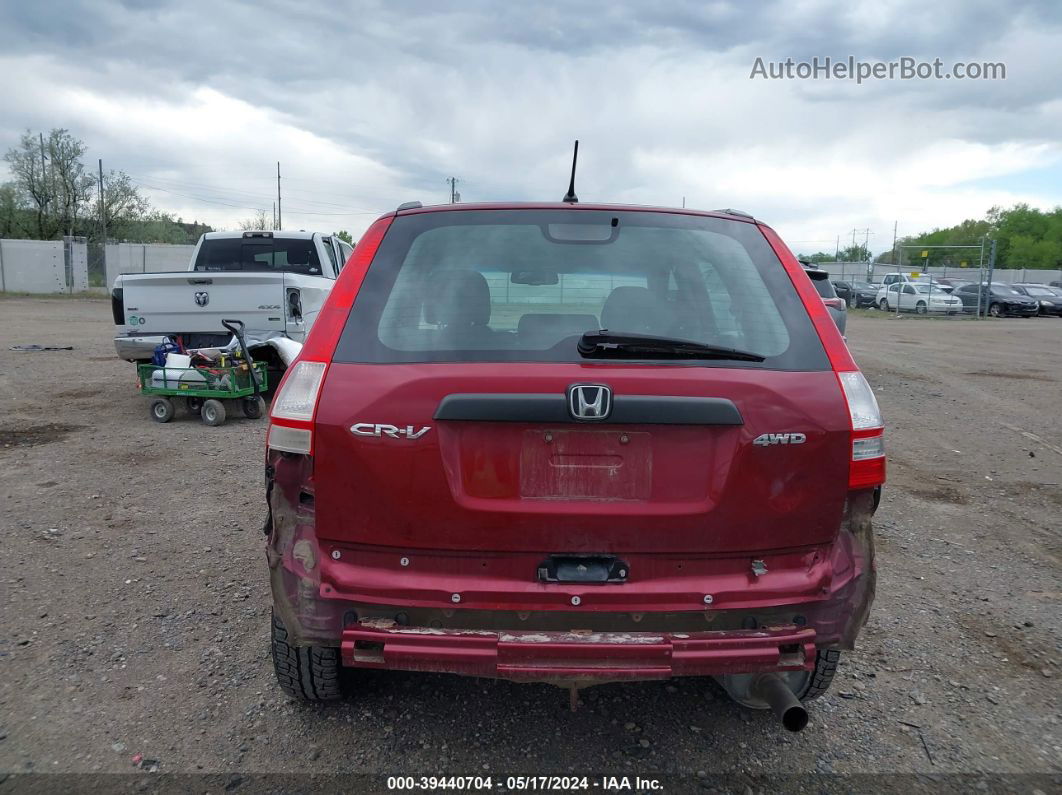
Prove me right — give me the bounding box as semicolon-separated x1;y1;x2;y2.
137;319;268;427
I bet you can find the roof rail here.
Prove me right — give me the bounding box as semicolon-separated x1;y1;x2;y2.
713;208;754;218
396;201;423;211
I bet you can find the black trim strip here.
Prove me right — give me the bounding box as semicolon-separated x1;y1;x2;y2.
433;394;743;425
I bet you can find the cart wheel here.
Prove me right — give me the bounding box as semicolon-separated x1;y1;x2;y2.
242;395;266;419
201;399;227;427
150;398;175;423
185;396;204;416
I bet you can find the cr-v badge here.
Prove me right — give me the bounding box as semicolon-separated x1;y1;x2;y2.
351;423;431;440
752;432;807;446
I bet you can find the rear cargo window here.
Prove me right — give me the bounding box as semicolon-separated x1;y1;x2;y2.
333;210;829;370
193;238;322;275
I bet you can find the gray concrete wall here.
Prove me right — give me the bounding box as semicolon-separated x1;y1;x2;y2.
0;238;89;293
104;243;196;290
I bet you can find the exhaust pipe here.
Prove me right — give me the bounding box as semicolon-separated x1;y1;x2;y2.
751;673;809;732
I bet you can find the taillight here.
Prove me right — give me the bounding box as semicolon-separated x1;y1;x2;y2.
823;297;845;310
268;361;327;454
838;371;885;489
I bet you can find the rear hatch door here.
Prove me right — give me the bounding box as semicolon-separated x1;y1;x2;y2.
314;363;850;555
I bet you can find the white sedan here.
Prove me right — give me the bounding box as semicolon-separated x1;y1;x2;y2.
875;283;963;314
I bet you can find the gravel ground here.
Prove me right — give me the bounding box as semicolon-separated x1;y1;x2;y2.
0;297;1059;792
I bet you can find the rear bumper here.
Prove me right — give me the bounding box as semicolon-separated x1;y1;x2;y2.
114;334;167;361
341;624;816;684
266;454;878;685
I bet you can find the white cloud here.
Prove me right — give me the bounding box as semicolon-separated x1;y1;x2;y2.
0;0;1060;250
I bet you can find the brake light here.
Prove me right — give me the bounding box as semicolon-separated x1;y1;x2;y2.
838;371;886;489
268;361;327;454
266;215;393;455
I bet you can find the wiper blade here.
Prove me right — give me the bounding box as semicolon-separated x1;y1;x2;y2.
578;331;766;362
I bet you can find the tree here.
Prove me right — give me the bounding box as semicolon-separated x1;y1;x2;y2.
838;244;870;262
0;183;32;238
4;130;54;239
892;204;1062;269
335;229;353;245
238;209;271;231
46;129;96;237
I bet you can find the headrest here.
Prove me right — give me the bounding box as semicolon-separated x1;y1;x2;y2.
600;286;667;334
424;269;492;327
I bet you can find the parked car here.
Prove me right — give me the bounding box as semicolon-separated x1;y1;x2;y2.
914;276;963;293
801;263;846;334
1011;283;1062;316
112;231;354;381
1051;280;1062;288
875;282;963;314
953;282;1039;317
833;279;879;308
265;201;884;730
929;277;969;292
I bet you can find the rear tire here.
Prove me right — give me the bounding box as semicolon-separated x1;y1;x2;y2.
149;398;174;423
201;399;226;426
185;396;203;416
878;299;889;311
989;303;1002;317
271;609;343;702
795;648;841;700
915;301;927;314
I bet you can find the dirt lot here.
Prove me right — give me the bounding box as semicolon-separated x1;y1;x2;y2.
0;297;1059;791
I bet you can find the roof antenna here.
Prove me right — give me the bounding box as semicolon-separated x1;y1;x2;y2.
562;140;579;204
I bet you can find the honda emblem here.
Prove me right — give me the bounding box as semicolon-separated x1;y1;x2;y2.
568;384;612;420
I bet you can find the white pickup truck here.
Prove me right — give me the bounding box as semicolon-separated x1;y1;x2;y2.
111;230;352;378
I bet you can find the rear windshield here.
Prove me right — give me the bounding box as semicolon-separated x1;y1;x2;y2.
333;209;829;370
193;237;322;275
808;275;836;298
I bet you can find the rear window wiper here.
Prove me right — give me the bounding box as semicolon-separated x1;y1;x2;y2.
577;331;766;362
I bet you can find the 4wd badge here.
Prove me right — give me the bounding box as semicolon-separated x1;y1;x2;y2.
752;432;807;446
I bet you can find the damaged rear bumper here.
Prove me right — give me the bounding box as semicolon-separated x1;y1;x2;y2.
341;623;816;683
266;452;877;685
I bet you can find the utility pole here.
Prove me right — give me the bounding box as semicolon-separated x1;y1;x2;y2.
983;238;997;318
682;196;686;208
834;235;840;262
97;158;106;243
887;220;897;282
273;201;276;231
446;176;459;204
276;162;282;230
38;132;49;210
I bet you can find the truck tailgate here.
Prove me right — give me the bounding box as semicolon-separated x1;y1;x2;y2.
120;272;287;334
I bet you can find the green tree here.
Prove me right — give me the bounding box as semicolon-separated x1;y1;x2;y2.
0;183;33;238
4;130;55;238
335;229;353;245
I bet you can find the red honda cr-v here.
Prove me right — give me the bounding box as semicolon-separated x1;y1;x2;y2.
264;202;884;731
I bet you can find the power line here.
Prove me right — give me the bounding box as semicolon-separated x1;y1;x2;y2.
124;172;382;213
129;178;383;218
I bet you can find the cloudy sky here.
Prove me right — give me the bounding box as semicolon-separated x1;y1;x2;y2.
1;0;1060;254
